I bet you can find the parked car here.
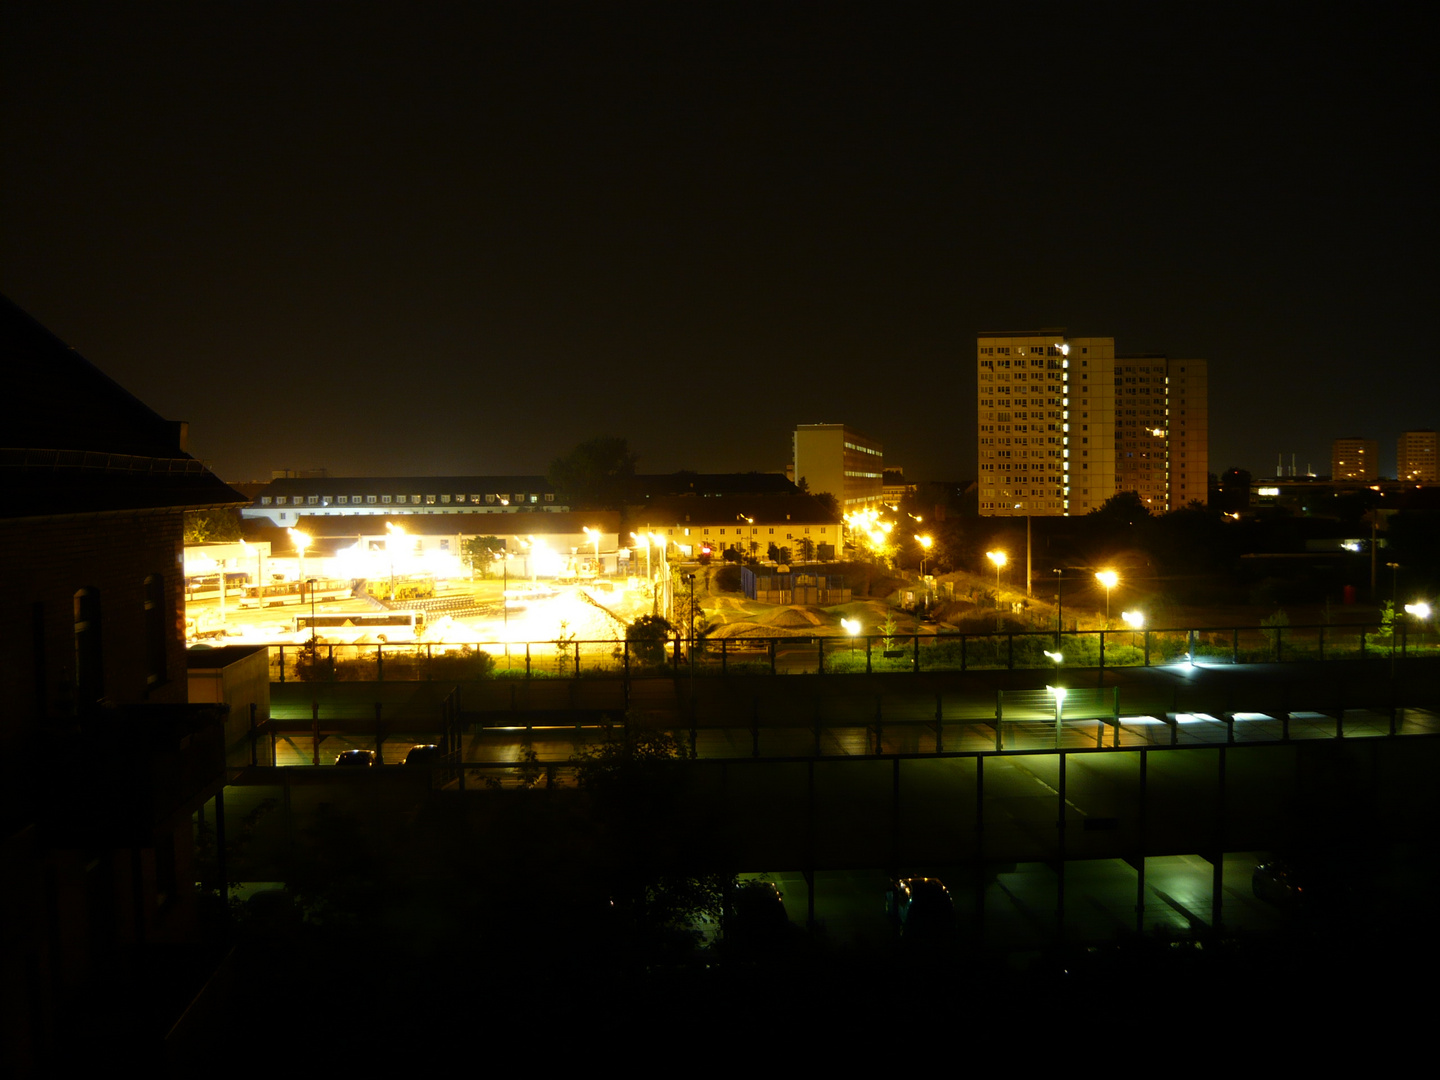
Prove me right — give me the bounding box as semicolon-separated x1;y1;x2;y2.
725;879;792;956
404;744;443;766
334;749;375;767
886;877;956;940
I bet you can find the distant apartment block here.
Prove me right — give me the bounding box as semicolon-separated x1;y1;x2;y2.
977;331;1207;516
1330;437;1378;482
1397;430;1437;484
792;423;884;512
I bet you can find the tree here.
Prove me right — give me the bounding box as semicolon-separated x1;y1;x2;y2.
461;535;505;579
813;491;840;519
547;436;637;509
571;725;734;963
797;537;815;562
625;614;674;665
183;508;241;544
1090;490;1151;526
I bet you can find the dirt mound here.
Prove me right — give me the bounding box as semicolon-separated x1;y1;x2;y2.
708;596;753;612
762;605;834;629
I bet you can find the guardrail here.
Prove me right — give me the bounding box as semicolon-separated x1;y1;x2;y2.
264;622;1429;682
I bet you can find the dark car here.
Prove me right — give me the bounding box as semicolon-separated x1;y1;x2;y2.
404;744;443;766
334;749;375;767
887;877;956;940
725;880;792;956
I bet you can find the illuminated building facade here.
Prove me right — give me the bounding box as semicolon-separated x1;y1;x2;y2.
1397;430;1437;484
977;331;1207;516
630;494;841;560
792;423;884;512
243;476;564;526
1330;437;1378;482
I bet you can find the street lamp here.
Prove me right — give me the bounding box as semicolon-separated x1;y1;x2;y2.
1095;569;1118;626
288;529;310;600
683;572;696;663
306;578;318;642
1121;609;1144;648
1405;601;1431;653
583;526;602;576
1053;568;1064;648
841;617;861;653
916;534;932;578
986;550;1007;600
385;522;405;600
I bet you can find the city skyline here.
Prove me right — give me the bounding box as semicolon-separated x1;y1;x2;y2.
3;5;1435;484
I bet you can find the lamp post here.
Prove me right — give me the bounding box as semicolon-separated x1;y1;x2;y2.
916;534;932;578
1121;609;1144;648
682;572;696;669
288;528;310;599
385;522;405;600
306;578;318;642
986;550;1007;602
1096;569;1118;627
583;526;601;577
1405;601;1430;654
842;618;860;654
1053;568;1063;648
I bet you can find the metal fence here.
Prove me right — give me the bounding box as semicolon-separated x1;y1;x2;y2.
268;622;1427;682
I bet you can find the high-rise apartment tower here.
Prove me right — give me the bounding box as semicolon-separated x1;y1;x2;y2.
1397;430;1437;484
977;330;1207;516
1330;437;1378;483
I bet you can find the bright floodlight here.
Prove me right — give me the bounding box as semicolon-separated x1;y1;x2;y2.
1121;610;1145;629
1056;343;1069;355
1095;569;1118;590
986;550;1007;569
841;618;860;636
1044;650;1063;664
1405;602;1431;619
916;534;932;549
287;528;310;551
1048;685;1068;703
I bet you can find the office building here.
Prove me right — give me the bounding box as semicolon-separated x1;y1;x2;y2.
1397;430;1437;484
977;331;1207;516
792;424;884;512
1331;437;1378;483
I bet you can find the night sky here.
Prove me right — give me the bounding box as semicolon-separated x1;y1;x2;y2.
3;3;1435;485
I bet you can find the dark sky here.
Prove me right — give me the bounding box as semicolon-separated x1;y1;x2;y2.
3;3;1435;484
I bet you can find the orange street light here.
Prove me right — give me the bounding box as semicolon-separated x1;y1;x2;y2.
1096;569;1119;624
986;550;1007;595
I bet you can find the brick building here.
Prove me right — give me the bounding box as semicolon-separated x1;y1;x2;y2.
0;295;245;1068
